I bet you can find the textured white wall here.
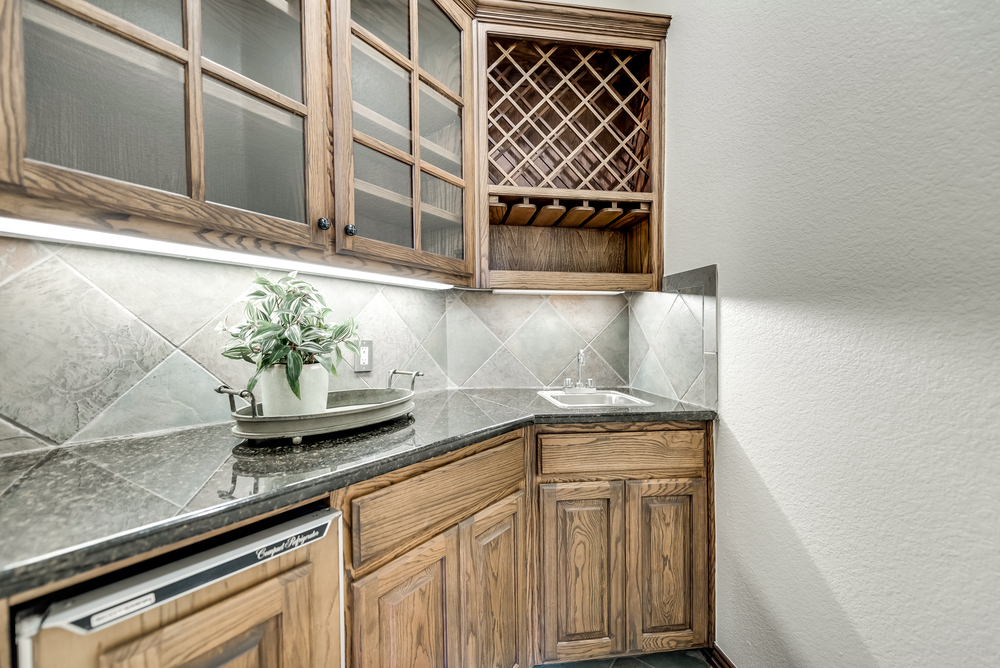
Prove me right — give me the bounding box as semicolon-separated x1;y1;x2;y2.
567;0;1000;665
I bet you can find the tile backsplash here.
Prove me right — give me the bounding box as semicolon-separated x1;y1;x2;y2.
0;235;714;451
629;265;718;409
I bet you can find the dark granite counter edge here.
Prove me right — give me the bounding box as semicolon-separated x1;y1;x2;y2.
0;407;715;600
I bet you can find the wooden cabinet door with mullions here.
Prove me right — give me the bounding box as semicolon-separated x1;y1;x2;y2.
331;0;476;281
0;0;333;248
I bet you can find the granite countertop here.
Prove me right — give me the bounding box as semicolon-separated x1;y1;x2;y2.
0;388;715;599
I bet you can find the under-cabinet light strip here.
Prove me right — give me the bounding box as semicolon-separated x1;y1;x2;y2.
492;289;625;296
0;218;453;291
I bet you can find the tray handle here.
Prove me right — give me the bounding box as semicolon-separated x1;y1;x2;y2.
215;385;258;418
388;370;424;391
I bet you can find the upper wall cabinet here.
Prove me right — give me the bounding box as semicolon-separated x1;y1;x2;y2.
474;2;670;291
0;0;334;249
331;0;476;279
0;0;669;289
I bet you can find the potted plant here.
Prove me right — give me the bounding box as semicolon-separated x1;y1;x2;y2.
218;272;360;416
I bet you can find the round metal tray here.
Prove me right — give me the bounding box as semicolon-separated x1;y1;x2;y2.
229;387;415;442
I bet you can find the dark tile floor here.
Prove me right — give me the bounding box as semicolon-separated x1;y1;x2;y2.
542;649;711;668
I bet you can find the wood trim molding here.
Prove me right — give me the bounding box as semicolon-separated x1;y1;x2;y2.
0;0;25;186
475;0;671;41
453;0;477;18
703;644;738;668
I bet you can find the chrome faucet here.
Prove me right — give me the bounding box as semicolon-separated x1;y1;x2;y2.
562;349;595;392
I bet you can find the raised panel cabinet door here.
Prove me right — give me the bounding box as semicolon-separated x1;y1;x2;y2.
626;479;709;653
540;480;625;663
352;526;461;668
459;491;528;668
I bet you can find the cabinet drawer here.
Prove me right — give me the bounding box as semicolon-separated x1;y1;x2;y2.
538;430;705;477
352;435;524;570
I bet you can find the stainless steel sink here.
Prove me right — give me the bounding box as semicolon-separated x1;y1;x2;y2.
537;390;654;408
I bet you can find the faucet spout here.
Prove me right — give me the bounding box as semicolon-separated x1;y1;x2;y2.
577;348;585;387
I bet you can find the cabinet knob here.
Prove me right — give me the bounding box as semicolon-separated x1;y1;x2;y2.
317;217;332;230
345;224;358;237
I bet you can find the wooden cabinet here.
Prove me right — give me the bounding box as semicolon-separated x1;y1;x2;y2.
332;0;476;281
0;0;333;249
539;480;625;662
345;431;529;668
352;491;529;668
352;527;462;668
352;491;528;668
0;0;671;290
536;422;712;662
24;508;344;668
626;479;709;652
460;490;528;668
474;3;670;291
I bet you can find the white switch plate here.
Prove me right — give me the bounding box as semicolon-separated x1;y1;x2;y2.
354;340;373;372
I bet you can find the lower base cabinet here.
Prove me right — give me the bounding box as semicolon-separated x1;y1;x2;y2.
537;424;712;664
540;481;626;662
626;479;709;652
460;491;528;668
540;478;709;662
352;491;527;668
352;527;462;668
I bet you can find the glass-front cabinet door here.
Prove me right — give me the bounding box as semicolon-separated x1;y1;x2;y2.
1;0;331;248
332;0;474;280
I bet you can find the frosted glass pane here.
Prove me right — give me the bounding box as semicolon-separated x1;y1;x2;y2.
418;0;461;94
204;77;305;223
203;0;303;101
86;0;183;44
352;37;411;152
354;143;413;249
420;87;461;177
23;0;186;195
420;172;463;259
352;0;409;58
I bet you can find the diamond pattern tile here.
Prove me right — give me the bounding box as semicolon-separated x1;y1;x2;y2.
592;307;629;380
506;302;587;386
0;237;50;285
0;417;49;456
356;293;422;388
550;294;628;342
652;297;704;399
460;290;543;342
0;258;172;443
632;349;674;399
445;300;502;385
70;352;231;443
631;291;673;340
464;346;540;388
629;307;651;383
61;246;256;346
382;285;447;343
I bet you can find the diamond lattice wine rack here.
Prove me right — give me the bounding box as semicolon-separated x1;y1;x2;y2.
481;29;662;291
487;37;652;198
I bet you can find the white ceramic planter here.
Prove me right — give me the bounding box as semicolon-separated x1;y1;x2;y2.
257;363;329;416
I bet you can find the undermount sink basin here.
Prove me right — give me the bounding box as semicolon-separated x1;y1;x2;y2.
537;390;654;408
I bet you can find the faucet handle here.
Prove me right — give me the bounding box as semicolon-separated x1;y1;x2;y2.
563;378;573;389
586;378;595;389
